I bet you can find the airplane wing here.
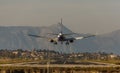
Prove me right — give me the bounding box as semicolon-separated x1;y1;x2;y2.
28;34;57;43
74;37;84;40
47;33;58;35
66;34;96;41
28;34;49;38
74;34;96;40
28;34;44;38
47;33;76;35
63;33;77;36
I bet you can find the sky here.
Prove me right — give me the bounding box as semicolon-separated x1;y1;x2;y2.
0;0;120;34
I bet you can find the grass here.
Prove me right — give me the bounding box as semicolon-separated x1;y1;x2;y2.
1;58;120;65
0;59;120;72
0;58;36;64
92;60;120;64
77;59;120;65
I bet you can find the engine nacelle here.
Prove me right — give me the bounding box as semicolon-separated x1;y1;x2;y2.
49;39;54;43
69;40;74;43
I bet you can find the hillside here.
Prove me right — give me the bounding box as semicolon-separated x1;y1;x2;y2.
0;24;120;54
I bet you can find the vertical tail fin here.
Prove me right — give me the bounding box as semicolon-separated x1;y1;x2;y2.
60;18;63;33
58;18;63;33
61;18;63;25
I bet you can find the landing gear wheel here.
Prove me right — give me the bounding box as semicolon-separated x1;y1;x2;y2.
54;42;57;45
66;42;69;45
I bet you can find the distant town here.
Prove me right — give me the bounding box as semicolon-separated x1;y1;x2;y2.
0;49;120;64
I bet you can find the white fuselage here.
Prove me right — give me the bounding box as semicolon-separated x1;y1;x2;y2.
57;33;66;41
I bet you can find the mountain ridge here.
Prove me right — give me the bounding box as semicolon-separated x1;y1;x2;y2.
0;24;120;54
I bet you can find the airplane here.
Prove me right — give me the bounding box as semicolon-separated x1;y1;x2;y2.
28;19;96;45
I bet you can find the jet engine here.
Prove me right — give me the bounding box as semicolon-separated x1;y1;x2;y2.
69;40;74;43
49;39;54;43
49;39;58;45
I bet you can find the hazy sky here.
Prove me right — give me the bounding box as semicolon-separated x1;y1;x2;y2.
0;0;120;34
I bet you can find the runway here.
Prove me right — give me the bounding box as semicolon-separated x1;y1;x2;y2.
0;62;120;73
0;61;118;68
